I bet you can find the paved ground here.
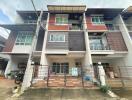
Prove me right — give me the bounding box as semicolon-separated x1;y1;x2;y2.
112;88;132;100
0;79;15;100
17;88;112;100
0;79;131;100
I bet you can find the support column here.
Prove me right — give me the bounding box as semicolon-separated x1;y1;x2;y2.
21;10;43;92
115;15;132;66
83;13;94;81
4;56;12;77
39;13;50;79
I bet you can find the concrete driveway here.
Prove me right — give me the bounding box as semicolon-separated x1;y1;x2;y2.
113;88;132;100
0;79;15;100
15;88;114;100
0;79;130;100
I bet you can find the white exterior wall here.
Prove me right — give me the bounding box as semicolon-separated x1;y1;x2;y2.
4;56;26;77
12;45;31;53
114;15;132;66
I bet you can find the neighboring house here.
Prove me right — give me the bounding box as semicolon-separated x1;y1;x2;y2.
0;35;7;76
0;5;132;90
0;35;6;52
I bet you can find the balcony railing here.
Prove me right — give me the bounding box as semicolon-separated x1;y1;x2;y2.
24;20;37;24
48;22;83;30
90;43;111;50
106;24;120;32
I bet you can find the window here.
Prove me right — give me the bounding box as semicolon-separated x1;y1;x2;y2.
55;14;68;25
92;16;104;24
49;34;65;42
15;31;33;45
52;62;69;74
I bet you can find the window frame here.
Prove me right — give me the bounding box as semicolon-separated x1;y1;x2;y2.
55;14;68;25
15;31;33;45
91;15;105;25
52;62;69;74
49;34;65;42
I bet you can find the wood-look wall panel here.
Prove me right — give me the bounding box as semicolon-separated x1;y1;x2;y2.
3;31;17;52
106;32;128;51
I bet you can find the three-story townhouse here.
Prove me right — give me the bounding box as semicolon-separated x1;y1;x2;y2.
0;5;132;91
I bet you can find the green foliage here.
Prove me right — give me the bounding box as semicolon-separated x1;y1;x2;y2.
100;85;111;93
7;73;11;76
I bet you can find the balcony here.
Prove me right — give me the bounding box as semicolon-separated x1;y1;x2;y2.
89;34;114;54
90;43;114;54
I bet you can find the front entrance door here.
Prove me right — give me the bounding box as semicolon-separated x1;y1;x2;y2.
52;62;69;74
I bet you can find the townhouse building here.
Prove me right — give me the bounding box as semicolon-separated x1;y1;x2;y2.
0;5;132;90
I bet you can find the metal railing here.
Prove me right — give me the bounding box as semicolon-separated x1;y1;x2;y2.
105;24;120;32
31;65;95;87
90;43;111;50
24;20;37;24
48;22;83;30
104;66;132;88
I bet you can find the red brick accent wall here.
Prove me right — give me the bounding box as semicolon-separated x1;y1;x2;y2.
48;14;69;30
106;32;128;51
86;16;107;31
3;31;17;52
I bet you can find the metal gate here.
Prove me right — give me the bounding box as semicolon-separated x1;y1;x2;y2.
31;65;94;88
106;66;132;88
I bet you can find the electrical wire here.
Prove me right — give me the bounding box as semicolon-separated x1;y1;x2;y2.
30;0;46;31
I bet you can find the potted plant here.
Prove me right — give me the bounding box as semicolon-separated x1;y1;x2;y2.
100;85;111;93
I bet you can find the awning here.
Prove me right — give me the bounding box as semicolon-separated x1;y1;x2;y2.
47;5;86;13
0;24;37;31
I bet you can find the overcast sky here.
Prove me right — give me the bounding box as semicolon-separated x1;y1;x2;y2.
0;0;132;38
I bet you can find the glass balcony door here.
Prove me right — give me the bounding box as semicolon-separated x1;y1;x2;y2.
89;37;103;50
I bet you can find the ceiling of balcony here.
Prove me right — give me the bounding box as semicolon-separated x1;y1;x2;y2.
47;5;86;13
86;8;123;20
0;24;36;31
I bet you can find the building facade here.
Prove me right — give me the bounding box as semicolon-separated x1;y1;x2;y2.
0;5;132;90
